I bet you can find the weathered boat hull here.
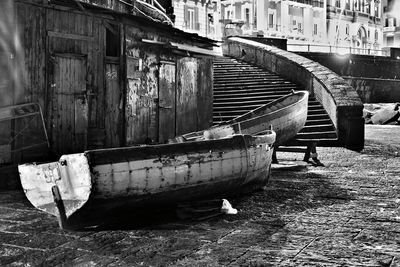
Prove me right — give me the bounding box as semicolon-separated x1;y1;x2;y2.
19;132;275;229
171;91;309;146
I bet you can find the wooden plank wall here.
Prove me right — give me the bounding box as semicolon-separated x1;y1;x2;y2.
176;56;213;136
196;57;213;131
176;57;199;135
12;3;47;162
46;7;105;152
10;1;214;160
105;63;122;148
125;44;159;145
158;61;176;143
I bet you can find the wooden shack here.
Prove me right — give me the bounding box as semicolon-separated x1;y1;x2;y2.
0;0;216;172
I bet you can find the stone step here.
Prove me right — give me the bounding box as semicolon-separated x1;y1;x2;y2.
300;124;335;133
214;88;292;99
214;70;272;75
214;76;286;84
214;83;297;91
214;90;290;98
213;69;280;79
213;97;283;107
212;57;338;143
305;118;333;126
214;102;270;110
295;131;338;140
307;108;327;115
306;113;331;120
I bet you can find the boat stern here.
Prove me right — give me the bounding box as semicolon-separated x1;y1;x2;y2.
18;153;92;228
242;130;276;187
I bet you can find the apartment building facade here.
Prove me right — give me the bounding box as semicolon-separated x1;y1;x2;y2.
382;0;400;48
219;0;327;42
173;0;221;40
326;0;383;52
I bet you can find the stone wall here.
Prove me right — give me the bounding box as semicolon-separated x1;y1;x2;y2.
297;52;400;103
223;37;364;150
296;52;400;79
344;77;400;103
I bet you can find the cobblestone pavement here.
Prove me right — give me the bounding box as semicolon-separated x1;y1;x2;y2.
1;125;399;266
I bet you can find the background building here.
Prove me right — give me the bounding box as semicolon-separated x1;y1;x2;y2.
256;0;327;43
218;0;327;42
382;0;400;48
326;0;383;54
173;0;221;40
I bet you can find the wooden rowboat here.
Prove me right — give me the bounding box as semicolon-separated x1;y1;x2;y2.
170;90;309;146
18;132;275;229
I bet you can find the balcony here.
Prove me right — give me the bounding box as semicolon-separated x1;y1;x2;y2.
383;26;395;33
385;26;400;33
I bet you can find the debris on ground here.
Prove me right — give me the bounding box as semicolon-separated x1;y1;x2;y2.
363;103;400;125
221;199;238;215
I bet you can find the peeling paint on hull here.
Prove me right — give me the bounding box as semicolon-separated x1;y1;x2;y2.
18;133;275;229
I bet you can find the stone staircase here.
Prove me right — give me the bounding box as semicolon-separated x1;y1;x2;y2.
213;56;338;147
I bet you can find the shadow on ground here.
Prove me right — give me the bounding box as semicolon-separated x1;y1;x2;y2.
0;163;353;266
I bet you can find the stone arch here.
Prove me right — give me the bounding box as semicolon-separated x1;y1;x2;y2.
355;26;368;51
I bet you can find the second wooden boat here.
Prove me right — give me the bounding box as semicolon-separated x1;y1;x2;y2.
170;90;309;146
18;132;276;229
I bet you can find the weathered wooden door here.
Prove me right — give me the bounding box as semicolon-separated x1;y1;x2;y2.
176;57;198;135
125;54;158;145
50;55;88;154
158;61;176;143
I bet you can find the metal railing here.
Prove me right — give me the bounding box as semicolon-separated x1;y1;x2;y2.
287;43;390;57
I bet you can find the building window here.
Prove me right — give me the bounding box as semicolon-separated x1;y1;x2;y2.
184;6;199;30
345;0;350;9
389;17;396;27
313;24;318;35
375;30;378;40
387;36;394;46
269;13;274;28
188;9;195;29
355;0;360;11
106;23;119;57
345;24;349;35
368;30;370;38
365;2;370;14
335;0;341;7
245;8;250;26
298;23;302;33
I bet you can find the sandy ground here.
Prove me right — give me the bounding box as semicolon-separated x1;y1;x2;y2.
0;125;399;266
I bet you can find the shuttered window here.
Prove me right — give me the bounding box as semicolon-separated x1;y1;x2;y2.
184;5;200;31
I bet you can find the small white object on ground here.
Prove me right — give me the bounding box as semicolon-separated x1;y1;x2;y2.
221;199;238;215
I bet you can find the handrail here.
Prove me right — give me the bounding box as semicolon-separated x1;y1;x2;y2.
287;43;389;56
153;0;166;13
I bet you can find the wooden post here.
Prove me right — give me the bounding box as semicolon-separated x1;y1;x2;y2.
51;185;69;230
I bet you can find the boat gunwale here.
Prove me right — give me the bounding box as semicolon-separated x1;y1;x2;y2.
222;91;309;126
179;91;308;141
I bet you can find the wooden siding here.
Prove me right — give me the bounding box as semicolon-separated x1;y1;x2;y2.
197;57;213;131
50;55;88;154
176;57;199;135
104;63;122;148
158;61;176;143
12;4;47;162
